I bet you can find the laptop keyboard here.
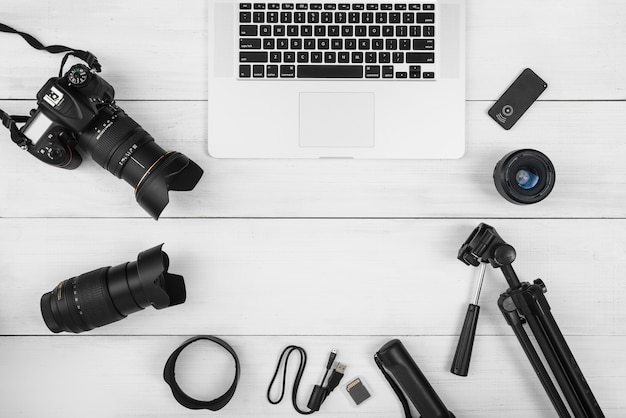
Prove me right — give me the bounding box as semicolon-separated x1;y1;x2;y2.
238;2;437;80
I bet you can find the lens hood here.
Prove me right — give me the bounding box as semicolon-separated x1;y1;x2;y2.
135;152;204;219
493;149;555;204
135;244;186;309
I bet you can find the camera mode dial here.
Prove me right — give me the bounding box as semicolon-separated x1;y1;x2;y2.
67;65;90;87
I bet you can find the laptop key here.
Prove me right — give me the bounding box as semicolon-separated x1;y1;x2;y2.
240;3;252;10
253;12;264;23
406;52;434;63
417;13;435;23
240;25;258;36
240;12;252;23
239;65;251;77
267;65;279;77
410;65;421;78
253;65;265;77
297;65;363;78
382;65;394;78
240;52;268;62
365;65;380;78
413;39;434;50
240;38;262;49
423;72;435;78
396;71;408;78
280;65;296;77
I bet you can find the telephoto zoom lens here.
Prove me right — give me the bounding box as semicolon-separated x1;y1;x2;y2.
40;244;186;333
493;149;556;204
78;104;203;220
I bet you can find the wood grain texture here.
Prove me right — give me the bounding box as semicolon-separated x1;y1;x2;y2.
0;335;623;418
0;1;625;417
0;101;625;218
0;1;625;100
1;218;624;336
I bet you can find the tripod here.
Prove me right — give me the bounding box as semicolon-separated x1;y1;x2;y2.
457;223;604;418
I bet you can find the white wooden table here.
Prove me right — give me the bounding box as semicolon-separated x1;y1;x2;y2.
1;1;625;417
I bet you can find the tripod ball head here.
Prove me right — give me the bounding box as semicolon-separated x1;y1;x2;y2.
458;223;516;268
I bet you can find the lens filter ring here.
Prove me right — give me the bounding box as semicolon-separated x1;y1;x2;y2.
493;149;556;204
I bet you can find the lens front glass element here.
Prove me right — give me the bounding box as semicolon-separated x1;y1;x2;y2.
515;168;540;190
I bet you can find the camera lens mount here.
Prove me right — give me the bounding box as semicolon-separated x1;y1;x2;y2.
493;149;556;204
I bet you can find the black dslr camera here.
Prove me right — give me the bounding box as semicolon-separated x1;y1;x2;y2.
18;64;203;219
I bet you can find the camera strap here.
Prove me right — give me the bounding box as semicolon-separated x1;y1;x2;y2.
0;22;101;73
0;22;101;149
163;336;241;411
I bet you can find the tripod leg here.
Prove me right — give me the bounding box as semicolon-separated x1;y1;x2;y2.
499;296;571;418
526;285;605;418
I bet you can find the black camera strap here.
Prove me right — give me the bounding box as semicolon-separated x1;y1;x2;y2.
163;336;241;411
0;111;30;148
0;23;101;73
0;22;101;149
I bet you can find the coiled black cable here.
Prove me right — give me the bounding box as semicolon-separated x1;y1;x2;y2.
267;345;314;415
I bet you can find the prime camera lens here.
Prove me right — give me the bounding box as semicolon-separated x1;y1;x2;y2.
78;105;203;219
40;244;186;333
493;149;555;204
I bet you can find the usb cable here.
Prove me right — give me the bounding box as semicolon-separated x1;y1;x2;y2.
267;346;346;415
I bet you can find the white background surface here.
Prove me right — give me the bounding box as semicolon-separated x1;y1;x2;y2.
1;1;625;417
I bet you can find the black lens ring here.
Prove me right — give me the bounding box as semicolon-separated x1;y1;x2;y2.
493;149;555;204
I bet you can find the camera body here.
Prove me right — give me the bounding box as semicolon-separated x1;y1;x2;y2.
22;64;113;169
18;64;203;219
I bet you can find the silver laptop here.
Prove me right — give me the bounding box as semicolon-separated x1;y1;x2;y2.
208;0;465;159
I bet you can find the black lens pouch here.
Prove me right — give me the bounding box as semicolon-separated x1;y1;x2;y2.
375;339;455;418
163;336;240;411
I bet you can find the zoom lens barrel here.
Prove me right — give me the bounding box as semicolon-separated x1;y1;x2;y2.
40;244;186;334
493;149;556;204
78;105;203;219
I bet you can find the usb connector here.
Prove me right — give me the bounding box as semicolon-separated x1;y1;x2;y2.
327;362;347;392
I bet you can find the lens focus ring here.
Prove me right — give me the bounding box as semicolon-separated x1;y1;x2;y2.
73;267;124;330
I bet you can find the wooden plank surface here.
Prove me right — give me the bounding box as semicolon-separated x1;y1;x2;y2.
0;101;625;218
1;1;625;417
1;218;624;336
0;1;625;100
0;336;624;418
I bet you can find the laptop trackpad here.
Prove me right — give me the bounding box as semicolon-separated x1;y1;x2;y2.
299;92;375;148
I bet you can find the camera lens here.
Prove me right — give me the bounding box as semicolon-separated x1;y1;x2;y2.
40;244;186;333
78;105;203;219
493;149;555;204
